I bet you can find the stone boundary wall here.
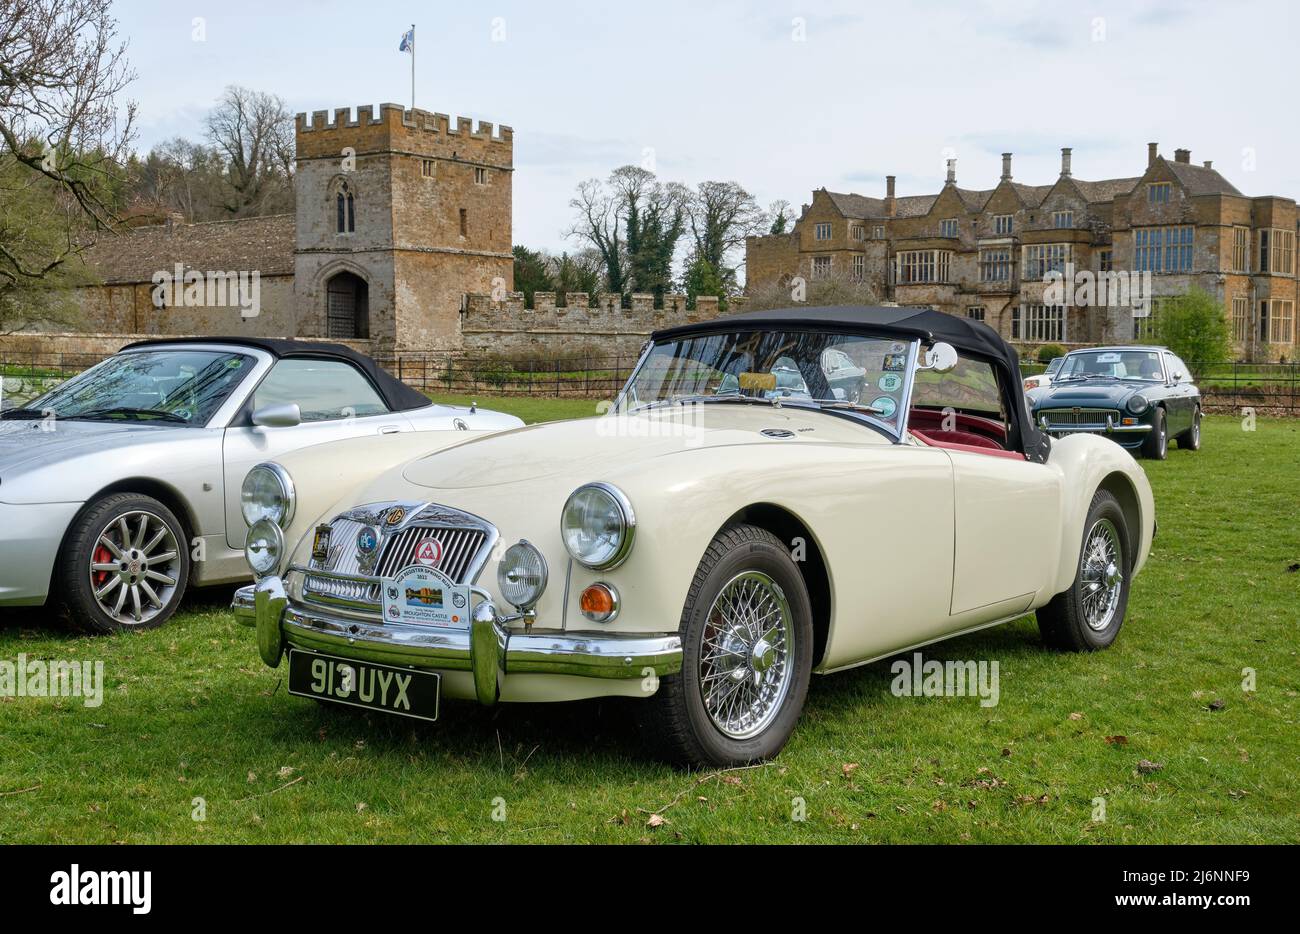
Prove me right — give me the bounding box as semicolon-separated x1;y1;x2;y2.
461;291;730;356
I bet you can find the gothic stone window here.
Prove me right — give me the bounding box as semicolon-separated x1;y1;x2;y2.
335;183;355;234
993;214;1013;235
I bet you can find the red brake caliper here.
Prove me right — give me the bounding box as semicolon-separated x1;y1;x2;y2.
93;544;113;587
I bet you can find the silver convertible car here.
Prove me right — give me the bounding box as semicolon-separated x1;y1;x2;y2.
0;338;521;633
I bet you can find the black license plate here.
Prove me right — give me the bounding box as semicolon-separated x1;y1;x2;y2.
287;650;440;722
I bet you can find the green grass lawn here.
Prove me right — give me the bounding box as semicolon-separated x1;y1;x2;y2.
427;393;604;424
2;414;1297;843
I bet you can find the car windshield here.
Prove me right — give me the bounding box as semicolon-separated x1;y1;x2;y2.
26;350;255;425
1044;357;1064;376
618;329;916;434
1057;350;1164;382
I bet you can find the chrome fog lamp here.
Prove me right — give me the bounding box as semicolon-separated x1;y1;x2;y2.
497;540;548;610
1127;394;1150;415
241;463;295;528
245;518;285;579
561;482;635;570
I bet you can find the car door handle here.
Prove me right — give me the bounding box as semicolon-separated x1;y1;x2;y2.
378;425;402;434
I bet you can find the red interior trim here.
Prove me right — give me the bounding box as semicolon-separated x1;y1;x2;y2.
911;428;1026;460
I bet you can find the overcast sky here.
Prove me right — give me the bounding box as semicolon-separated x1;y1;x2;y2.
114;0;1298;254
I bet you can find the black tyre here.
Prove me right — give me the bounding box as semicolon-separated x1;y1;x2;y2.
1176;407;1202;451
640;524;813;767
1140;406;1167;460
1037;489;1131;652
57;493;190;634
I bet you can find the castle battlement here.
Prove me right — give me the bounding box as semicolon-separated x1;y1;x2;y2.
296;104;512;144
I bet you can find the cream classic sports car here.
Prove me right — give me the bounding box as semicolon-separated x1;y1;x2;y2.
234;307;1155;767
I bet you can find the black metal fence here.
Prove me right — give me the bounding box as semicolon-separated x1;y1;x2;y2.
378;353;640;398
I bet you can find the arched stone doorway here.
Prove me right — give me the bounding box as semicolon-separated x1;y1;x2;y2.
325;270;369;339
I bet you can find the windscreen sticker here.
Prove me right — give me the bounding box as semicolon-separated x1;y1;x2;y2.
883;353;907;372
381;564;470;628
1096;352;1121;363
878;373;903;392
870;396;898;418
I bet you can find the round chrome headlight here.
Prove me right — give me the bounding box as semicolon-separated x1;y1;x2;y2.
1127;393;1150;415
497;540;548;610
561;482;635;570
241;463;295;528
245;518;284;578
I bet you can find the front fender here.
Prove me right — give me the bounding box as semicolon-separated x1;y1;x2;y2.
1045;434;1155;597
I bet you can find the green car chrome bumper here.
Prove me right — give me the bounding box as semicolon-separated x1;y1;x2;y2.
232;579;682;706
1037;414;1152;434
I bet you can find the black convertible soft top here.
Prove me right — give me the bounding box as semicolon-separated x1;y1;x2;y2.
653;305;1049;462
121;336;432;413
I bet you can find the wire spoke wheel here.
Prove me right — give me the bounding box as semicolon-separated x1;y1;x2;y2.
1078;517;1123;632
698;570;794;739
89;509;181;626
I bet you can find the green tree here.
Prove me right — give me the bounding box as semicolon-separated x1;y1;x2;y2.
684;253;726;311
511;245;555;305
1154;287;1232;373
768;200;791;235
552;250;602;301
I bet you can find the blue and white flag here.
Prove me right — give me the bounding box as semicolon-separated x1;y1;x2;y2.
399;27;414;52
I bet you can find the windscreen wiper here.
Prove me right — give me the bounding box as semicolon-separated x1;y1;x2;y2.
0;407;53;420
69;407;188;423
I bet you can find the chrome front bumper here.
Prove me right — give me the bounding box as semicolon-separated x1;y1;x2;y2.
232;578;682;706
1038;414;1152;434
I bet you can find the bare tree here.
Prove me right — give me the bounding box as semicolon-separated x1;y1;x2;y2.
567;176;628;297
685;180;765;291
0;0;136;329
205;85;295;217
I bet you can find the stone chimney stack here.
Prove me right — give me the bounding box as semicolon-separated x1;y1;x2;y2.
884;175;896;217
945;159;956;185
1148;142;1159;167
1174;148;1191;164
1060;147;1072;178
1203;160;1213;169
1001;153;1012;181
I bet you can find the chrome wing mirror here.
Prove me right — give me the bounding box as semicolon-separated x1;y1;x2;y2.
917;342;959;373
251;402;302;428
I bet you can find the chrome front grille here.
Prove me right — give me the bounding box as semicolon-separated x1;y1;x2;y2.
375;525;488;582
1040;408;1119;430
298;502;497;613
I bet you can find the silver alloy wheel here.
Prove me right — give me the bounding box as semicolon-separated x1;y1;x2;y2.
698;570;794;739
88;510;181;625
1080;517;1123;632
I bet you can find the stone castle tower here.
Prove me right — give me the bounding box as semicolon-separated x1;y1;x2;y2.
293;104;514;352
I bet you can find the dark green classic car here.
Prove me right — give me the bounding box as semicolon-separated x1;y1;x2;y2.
1027;346;1201;460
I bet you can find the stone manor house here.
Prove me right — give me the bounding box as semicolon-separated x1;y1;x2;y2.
746;144;1298;359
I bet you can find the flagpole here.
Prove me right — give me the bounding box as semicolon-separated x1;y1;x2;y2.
410;23;415;111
